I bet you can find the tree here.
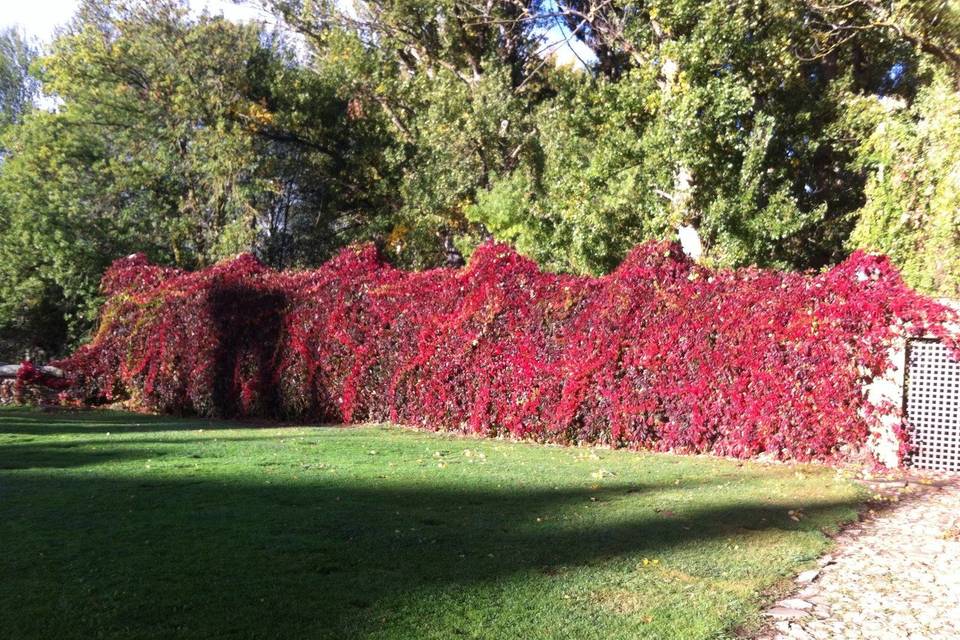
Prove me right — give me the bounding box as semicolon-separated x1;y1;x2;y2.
264;0;554;267
0;28;38;129
466;0;887;272
0;0;392;357
0;28;41;358
845;65;960;297
3;0;958;359
800;1;960;87
269;0;949;274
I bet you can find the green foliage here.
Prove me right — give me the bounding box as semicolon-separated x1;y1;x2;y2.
394;65;536;265
0;0;393;356
275;0;545;268
1;0;959;356
465;0;891;273
0;28;38;129
847;67;960;297
0;110;168;352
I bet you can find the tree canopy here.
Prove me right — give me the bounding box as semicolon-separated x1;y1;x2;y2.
0;0;958;358
0;28;38;129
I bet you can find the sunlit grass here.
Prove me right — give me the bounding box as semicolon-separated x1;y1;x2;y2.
0;407;864;639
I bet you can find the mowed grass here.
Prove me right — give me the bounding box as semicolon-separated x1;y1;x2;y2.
0;407;864;640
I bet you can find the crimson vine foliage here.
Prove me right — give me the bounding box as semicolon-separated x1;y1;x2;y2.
51;242;956;462
13;360;69;403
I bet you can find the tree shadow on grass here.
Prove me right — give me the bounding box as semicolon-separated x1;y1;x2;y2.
0;407;316;435
0;457;860;640
0;444;153;470
0;433;352;469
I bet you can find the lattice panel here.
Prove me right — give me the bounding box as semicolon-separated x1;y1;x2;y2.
905;339;960;471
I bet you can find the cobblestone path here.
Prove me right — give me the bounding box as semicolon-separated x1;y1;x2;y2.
758;477;960;640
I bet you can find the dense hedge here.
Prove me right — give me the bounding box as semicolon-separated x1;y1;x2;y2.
50;241;957;462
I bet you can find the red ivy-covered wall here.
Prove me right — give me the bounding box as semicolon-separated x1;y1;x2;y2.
50;241;958;463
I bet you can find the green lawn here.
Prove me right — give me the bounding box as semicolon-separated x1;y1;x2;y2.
0;407;864;639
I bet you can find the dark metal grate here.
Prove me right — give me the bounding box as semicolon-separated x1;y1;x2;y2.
905;339;960;471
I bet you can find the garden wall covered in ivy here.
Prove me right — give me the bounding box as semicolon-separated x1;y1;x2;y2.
45;242;958;463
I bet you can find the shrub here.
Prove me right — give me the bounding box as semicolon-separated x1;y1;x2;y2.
50;241;957;462
13;360;69;404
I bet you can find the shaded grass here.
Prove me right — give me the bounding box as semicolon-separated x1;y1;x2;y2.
0;407;864;639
